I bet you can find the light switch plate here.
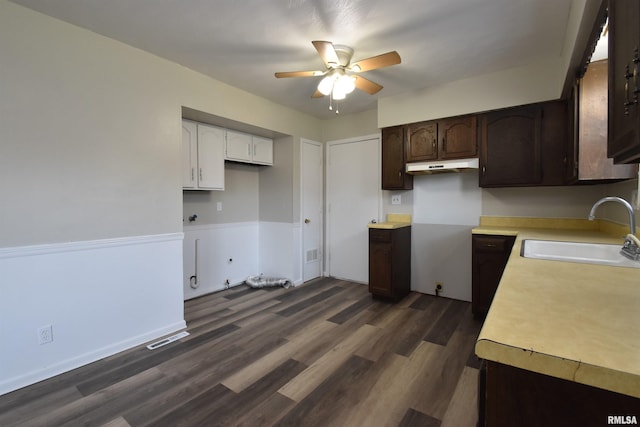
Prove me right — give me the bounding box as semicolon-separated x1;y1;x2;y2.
391;195;401;205
216;202;222;211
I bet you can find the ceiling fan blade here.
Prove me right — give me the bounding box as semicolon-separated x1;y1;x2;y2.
311;89;325;98
354;75;383;94
351;51;401;72
275;70;324;78
312;40;340;67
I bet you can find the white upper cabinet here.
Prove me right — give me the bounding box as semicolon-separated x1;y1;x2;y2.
251;136;274;165
225;130;253;162
182;120;225;191
182;120;198;189
225;130;273;166
197;123;225;190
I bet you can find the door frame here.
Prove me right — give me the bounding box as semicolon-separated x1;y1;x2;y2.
300;138;324;282
325;134;382;280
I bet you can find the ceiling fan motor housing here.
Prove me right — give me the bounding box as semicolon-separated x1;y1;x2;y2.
332;45;354;67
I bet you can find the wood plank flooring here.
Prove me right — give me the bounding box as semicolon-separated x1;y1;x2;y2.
0;277;483;427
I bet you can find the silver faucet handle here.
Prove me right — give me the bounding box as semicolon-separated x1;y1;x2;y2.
621;234;640;261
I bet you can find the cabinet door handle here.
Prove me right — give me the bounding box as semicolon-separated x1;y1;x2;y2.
624;64;635;115
191;167;195;181
398;170;402;178
199;168;203;181
482;166;486;175
432;139;436;153
633;48;640;97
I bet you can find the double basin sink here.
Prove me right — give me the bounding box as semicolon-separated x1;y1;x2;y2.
521;239;640;269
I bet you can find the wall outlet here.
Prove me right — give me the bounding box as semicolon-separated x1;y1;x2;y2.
435;282;444;295
391;194;401;205
216;202;223;211
38;325;53;345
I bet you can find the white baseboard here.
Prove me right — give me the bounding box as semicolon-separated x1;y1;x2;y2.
1;320;186;395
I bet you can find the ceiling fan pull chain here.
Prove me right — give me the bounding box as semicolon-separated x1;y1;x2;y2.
329;92;333;111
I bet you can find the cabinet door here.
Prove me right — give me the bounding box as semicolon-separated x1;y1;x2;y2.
182;120;198;189
608;0;640;163
197;124;225;190
472;235;515;318
406;121;438;161
439;116;477;159
479;105;542;187
566;82;579;184
252;136;273;165
369;240;393;297
539;101;569;186
225;130;252;162
382;126;413;190
579;60;638;180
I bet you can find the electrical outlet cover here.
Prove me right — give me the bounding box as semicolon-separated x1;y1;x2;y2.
38;325;53;345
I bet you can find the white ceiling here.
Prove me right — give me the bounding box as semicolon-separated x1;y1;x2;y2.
10;0;577;119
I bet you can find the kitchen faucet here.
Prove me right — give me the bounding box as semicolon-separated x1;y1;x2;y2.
588;196;640;260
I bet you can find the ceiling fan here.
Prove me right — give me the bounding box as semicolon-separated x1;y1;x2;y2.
275;41;401;109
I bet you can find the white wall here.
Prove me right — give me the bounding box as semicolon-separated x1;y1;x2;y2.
378;58;564;128
409;173;480;301
0;0;322;396
183;223;259;300
0;234;185;394
376;0;600;128
183;162;260;225
0;1;321;247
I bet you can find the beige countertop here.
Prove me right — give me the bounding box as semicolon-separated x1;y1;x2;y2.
474;217;640;398
368;213;412;229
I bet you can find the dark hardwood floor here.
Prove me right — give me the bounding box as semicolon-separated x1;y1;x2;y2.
0;277;483;426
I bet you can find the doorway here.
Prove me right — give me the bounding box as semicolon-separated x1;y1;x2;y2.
326;135;381;283
301;139;324;282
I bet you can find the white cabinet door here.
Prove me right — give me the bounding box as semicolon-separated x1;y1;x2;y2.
182;120;198;189
252;136;273;165
225;130;252;162
197;123;225;190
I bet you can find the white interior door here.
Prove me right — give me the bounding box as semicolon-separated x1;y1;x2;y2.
301;139;323;282
327;136;381;283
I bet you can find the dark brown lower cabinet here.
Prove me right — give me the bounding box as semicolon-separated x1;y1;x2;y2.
472;234;515;318
479;361;640;427
369;227;411;301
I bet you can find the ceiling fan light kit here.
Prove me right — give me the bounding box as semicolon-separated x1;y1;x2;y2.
275;40;401;113
318;71;356;98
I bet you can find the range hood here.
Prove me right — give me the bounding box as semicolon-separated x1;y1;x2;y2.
406;158;479;175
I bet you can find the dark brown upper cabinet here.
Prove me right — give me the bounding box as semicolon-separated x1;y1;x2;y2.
479;104;543;187
568;59;638;182
608;0;640;163
406;121;437;161
479;101;567;188
406;116;477;163
382;125;413;190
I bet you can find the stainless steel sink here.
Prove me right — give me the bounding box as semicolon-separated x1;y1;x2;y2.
521;239;640;268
